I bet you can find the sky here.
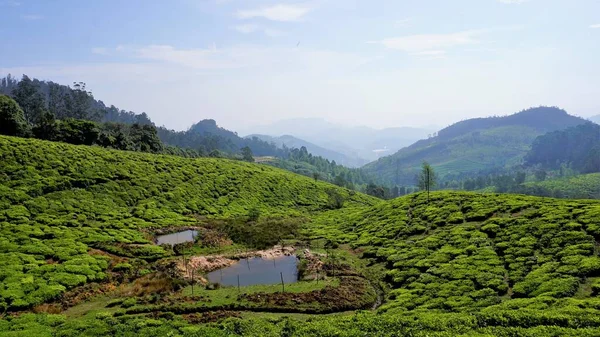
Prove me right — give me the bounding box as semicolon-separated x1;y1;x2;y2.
1;0;599;132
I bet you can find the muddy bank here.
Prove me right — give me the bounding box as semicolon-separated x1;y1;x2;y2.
176;245;296;282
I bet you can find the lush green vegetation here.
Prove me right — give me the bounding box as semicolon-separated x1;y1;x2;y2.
519;173;600;199
363;107;589;186
2;135;600;336
525;122;600;173
0;135;375;311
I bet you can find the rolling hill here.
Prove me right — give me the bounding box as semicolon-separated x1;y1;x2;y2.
247;134;369;168
241;118;433;162
0;135;376;311
363;107;589;186
3;135;600;336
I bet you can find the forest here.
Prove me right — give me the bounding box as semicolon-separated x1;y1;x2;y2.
3;74;599;201
0;135;599;336
0;75;392;195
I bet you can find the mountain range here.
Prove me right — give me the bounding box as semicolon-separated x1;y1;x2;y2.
240;118;434;163
362;106;590;186
245;134;369;168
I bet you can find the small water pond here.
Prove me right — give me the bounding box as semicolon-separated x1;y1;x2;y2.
206;255;298;287
156;230;198;245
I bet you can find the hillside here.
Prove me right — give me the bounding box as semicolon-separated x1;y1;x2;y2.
525;122;600;173
247;134;368;168
242;118;432;162
589;114;600;124
363;107;589;186
519;173;600;199
0;135;376;311
3;136;600;336
311;191;600;312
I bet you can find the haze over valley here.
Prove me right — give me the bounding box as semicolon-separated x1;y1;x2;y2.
1;1;600;336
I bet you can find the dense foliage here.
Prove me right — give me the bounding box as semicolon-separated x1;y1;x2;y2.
1;75;387;188
308;191;600;316
363;107;588;186
1;136;600;335
525;122;600;173
0;95;28;137
0;135;375;311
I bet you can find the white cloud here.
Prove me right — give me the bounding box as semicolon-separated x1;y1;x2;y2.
590;24;600;29
236;4;311;22
94;44;367;74
21;14;42;20
497;0;529;4
233;24;259;34
232;24;287;37
368;31;479;53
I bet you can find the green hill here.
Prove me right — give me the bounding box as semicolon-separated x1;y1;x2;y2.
0;135;376;310
3;136;600;336
363;107;588;186
519;173;600;199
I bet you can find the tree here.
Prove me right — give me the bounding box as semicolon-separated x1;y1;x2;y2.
418;161;437;202
312;172;320;182
366;183;386;199
12;75;45;124
130;124;163;153
56;119;99;145
241;146;254;162
32;112;58;140
333;174;347;187
0;95;29;136
326;189;344;209
534;169;547;182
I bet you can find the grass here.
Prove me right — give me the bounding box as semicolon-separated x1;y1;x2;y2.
179;278;339;307
62;296;118;319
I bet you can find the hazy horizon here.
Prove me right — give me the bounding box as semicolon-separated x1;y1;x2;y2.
2;0;599;132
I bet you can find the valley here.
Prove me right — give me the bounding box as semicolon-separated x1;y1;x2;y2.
0;135;599;336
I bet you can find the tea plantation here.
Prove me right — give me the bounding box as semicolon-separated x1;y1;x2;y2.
1;135;600;336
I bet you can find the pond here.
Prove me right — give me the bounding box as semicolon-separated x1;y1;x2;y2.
156;230;198;245
206;255;298;287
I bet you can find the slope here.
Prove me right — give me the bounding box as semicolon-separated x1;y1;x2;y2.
2;134;600;334
247;134;369;167
242;117;432;162
363;107;589;186
0;135;377;310
309;191;600;313
519;173;600;199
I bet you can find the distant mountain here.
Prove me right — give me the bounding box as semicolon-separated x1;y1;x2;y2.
247;134;368;167
362;106;589;186
589;114;600;124
240;118;433;162
157;119;288;157
525;122;600;173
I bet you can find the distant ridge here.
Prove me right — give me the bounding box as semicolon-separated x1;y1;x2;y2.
362;106;589;186
246;134;369;167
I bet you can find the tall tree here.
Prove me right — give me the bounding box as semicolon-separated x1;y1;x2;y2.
0;95;29;136
241;146;254;162
12;75;45;124
418;161;437;203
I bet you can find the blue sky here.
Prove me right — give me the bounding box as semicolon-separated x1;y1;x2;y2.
1;0;599;131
